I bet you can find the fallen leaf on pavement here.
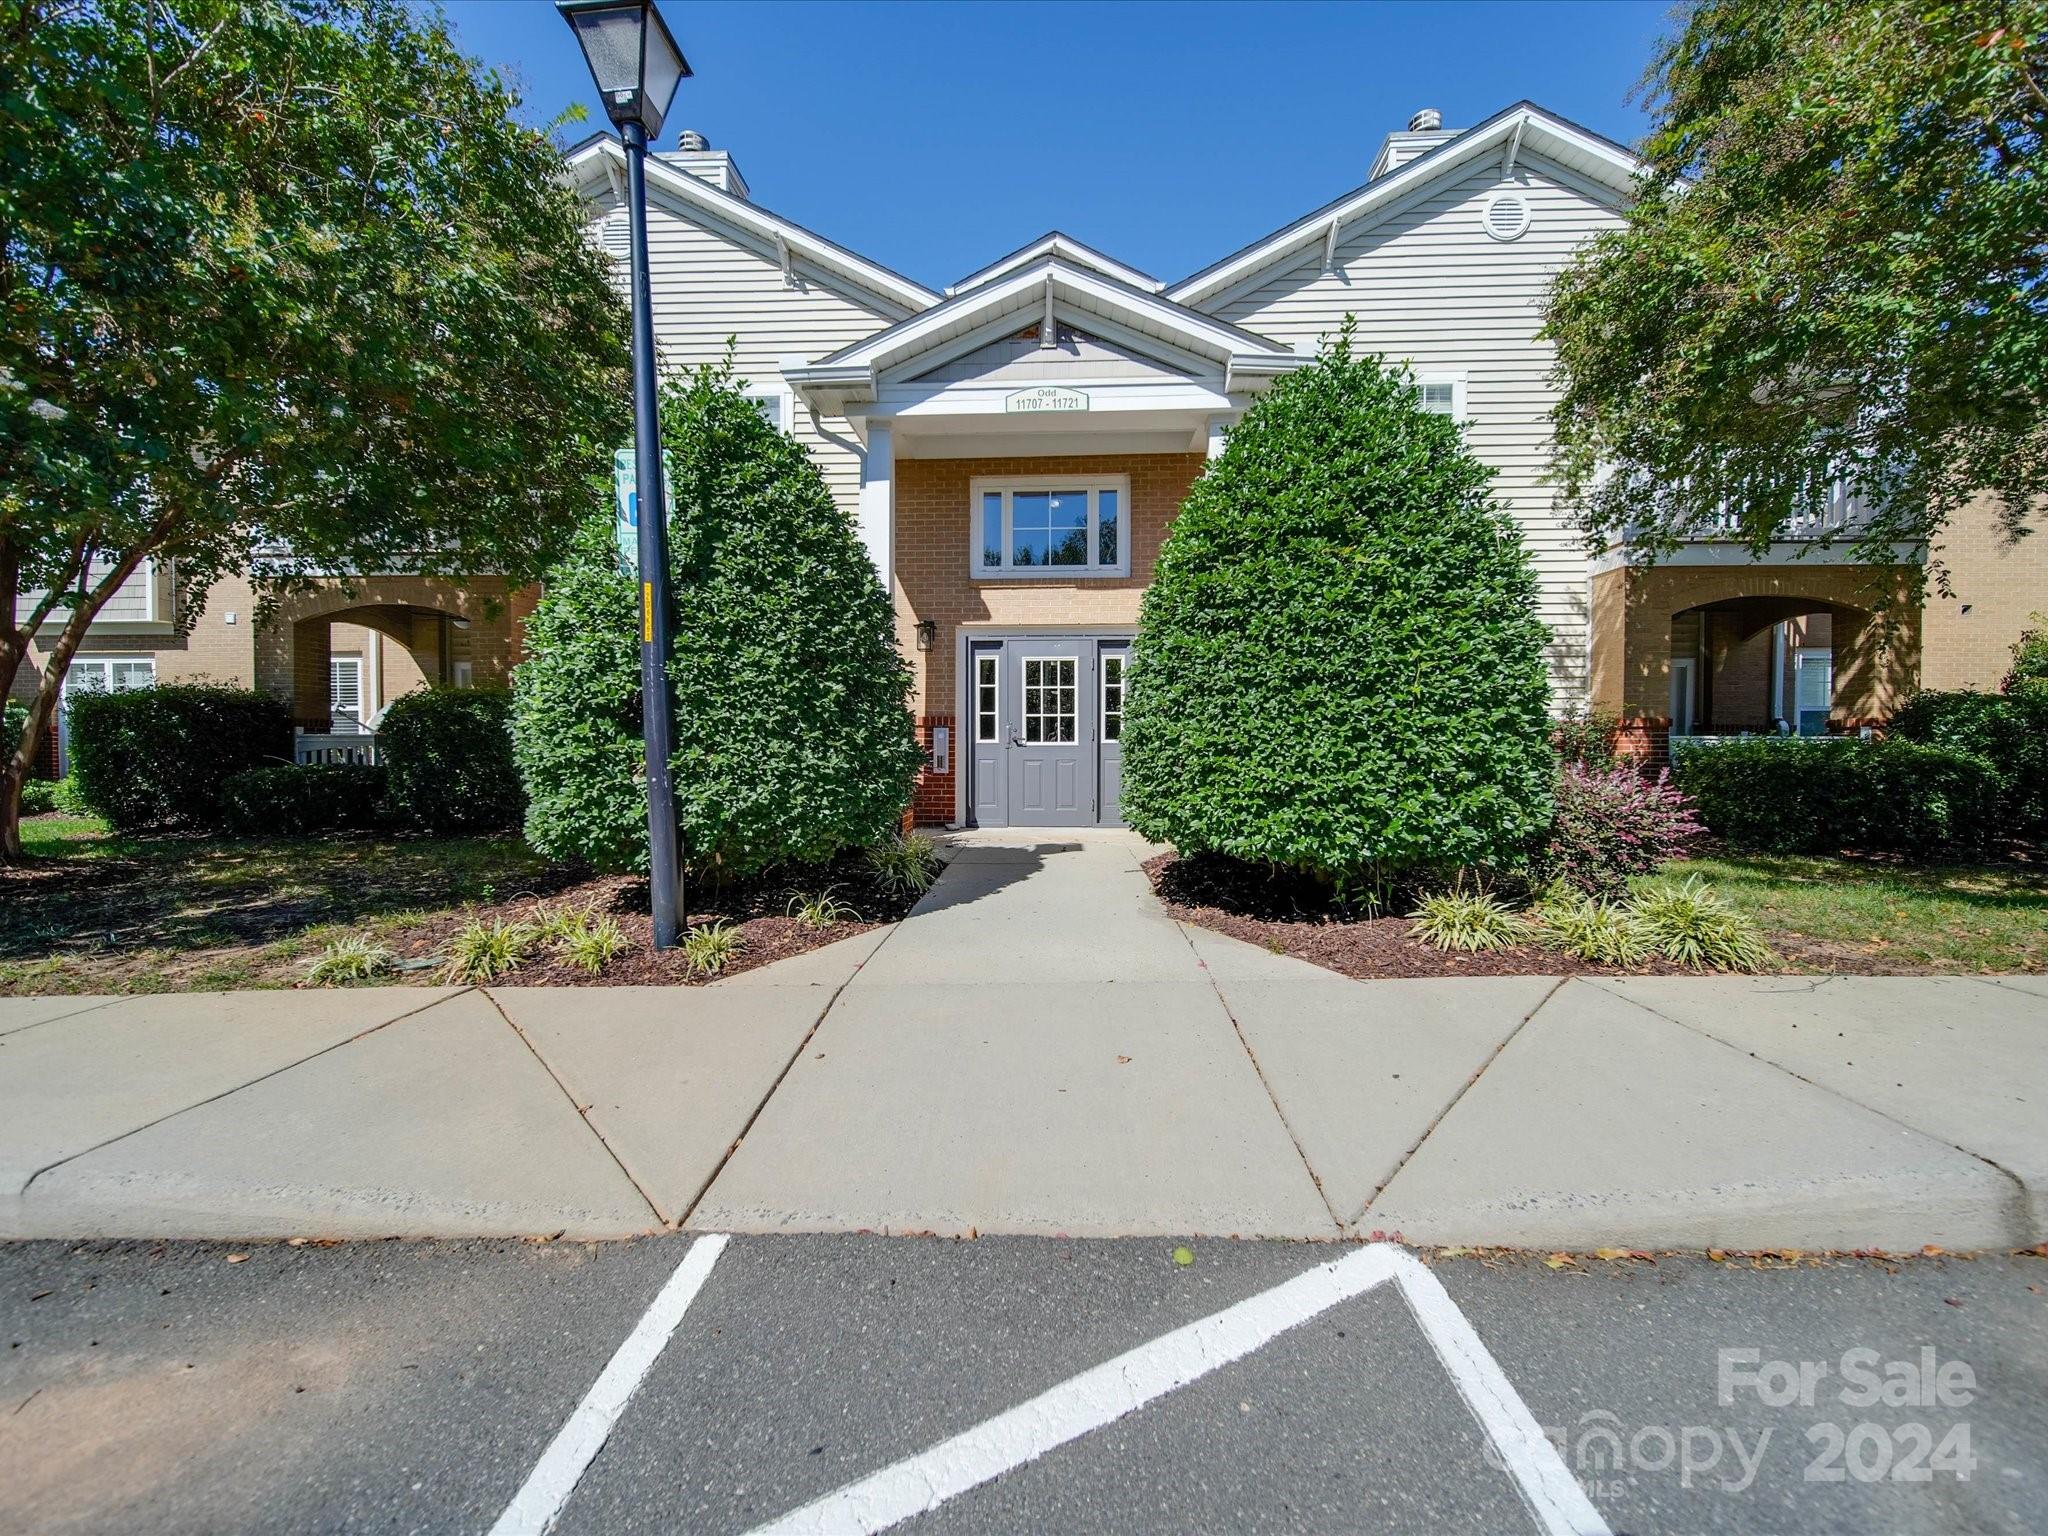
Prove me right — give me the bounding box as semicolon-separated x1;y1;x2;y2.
1173;1246;1195;1267
1116;1055;1131;1065
1543;1253;1577;1270
225;1254;249;1264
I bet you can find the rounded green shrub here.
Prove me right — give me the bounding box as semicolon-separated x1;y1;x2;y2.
67;684;291;830
219;763;388;835
1889;688;2046;840
1119;327;1555;885
514;360;922;878
377;687;524;833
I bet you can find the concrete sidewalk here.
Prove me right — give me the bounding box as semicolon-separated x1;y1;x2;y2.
2;830;2044;1250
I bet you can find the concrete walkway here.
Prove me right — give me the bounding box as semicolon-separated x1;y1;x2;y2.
3;829;2044;1250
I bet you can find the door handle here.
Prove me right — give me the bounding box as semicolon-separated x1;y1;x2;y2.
1009;733;1024;747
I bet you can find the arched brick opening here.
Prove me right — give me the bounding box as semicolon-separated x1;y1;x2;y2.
1589;562;1921;759
253;577;535;731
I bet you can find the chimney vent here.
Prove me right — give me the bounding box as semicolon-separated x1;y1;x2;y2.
1407;108;1442;133
674;128;710;152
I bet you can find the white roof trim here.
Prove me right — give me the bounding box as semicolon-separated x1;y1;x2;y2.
562;136;939;315
946;232;1166;296
785;257;1298;410
1168;103;1645;308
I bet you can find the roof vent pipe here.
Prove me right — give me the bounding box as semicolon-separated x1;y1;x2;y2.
1407;108;1442;133
674;128;710;151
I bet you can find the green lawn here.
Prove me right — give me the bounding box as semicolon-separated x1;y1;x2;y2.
1657;853;2048;974
2;813;557;993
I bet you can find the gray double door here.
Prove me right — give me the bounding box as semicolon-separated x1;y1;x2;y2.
968;636;1128;828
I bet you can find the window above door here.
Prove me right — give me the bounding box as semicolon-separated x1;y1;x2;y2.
970;475;1131;579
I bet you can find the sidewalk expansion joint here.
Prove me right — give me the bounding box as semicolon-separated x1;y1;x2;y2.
0;995;127;1041
480;987;667;1230
1175;921;1346;1238
1589;981;2038;1246
672;913;906;1231
16;988;477;1199
1352;973;1570;1230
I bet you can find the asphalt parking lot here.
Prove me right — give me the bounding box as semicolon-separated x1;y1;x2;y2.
2;1234;2043;1535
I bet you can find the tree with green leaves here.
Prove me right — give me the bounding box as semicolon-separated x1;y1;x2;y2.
0;0;627;859
1119;328;1555;894
1544;0;2046;566
514;360;924;881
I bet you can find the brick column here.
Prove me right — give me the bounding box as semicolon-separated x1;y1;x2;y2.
911;713;956;827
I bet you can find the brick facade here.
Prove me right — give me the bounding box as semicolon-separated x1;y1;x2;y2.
1590;561;1921;739
1924;491;2048;692
893;451;1205;823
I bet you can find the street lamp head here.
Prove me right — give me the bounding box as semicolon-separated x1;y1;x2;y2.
556;0;690;140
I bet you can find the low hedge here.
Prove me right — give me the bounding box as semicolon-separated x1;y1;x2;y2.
378;687;524;833
1672;736;2001;857
68;684;292;830
1888;689;2047;840
219;764;388;836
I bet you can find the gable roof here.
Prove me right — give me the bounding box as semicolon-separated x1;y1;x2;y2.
784;256;1300;411
1166;102;1646;309
946;232;1164;297
561;134;940;317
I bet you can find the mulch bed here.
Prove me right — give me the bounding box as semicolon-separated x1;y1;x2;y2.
1144;852;1694;981
386;851;919;987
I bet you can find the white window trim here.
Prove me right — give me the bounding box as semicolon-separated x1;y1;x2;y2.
329;654;363;709
744;386;793;434
969;473;1132;580
1793;647;1832;735
64;655;156;695
974;652;1000;744
1412;374;1469;422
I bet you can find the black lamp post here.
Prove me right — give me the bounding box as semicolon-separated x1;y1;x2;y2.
558;0;690;948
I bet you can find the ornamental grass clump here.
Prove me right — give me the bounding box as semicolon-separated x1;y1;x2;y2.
557;912;630;975
787;887;860;930
680;919;744;978
304;934;393;986
1408;885;1535;953
866;834;940;896
1629;875;1774;973
1120;324;1554;891
444;916;536;983
1534;888;1651;967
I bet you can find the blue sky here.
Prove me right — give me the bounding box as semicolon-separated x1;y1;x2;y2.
441;0;1668;291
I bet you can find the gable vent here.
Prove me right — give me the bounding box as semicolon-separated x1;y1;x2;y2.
1482;192;1531;242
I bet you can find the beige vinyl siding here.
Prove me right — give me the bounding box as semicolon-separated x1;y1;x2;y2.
603;196;918;522
1206;153;1625;705
16;558;173;630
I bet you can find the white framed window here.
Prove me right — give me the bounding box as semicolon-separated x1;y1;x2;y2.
744;388;792;434
1101;653;1124;742
974;653;999;743
1020;656;1078;743
451;660;475;689
1413;377;1467;419
64;655;155;697
970;475;1130;578
330;655;363;719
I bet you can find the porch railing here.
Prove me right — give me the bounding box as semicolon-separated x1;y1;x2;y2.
1669;731;1868;755
295;731;381;766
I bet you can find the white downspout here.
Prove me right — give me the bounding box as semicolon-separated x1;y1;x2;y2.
1769;622;1786;729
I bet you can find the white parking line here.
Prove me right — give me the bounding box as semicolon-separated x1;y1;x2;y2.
747;1243;1609;1536
488;1233;729;1536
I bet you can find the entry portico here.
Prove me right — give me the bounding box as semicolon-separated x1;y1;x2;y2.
788;246;1302;829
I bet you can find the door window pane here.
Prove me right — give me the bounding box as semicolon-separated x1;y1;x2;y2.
975;654;998;743
1022;658;1076;744
1097;489;1119;567
1102;654;1123;741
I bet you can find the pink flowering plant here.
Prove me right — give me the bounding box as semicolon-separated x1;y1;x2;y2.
1541;763;1705;897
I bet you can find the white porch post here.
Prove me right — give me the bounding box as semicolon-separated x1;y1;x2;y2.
1206;415;1232;460
858;423;894;589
